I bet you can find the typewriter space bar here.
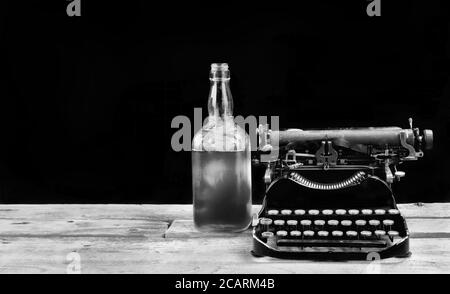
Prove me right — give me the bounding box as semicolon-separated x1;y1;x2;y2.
277;239;387;248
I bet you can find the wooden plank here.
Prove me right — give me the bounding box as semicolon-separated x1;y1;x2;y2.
165;219;450;239
397;203;450;219
0;203;449;222
0;204;449;274
165;220;250;238
0;219;168;238
0;205;176;221
0;236;449;274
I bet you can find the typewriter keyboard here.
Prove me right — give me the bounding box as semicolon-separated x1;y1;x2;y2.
254;208;407;256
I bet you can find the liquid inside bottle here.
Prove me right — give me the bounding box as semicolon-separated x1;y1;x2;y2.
192;63;252;232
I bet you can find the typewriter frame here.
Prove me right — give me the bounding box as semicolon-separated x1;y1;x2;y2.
251;121;432;260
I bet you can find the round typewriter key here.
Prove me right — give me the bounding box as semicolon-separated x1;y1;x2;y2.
388;230;399;237
303;230;315;237
360;231;372;237
328;220;339;226
314;220;326;226
369;220;380;226
383;219;394;226
308;209;320;215
332;230;343;237
294;209;306;215
341;220;352;226
281;209;292;215
267;210;279;216
274;219;285;226
318;231;329;237
261;231;274;238
355;220;367;226
276;230;288;237
348;209;359;215
335;209;346;215
300;220;312;226
346;230;358;237
290;230;302;237
375;230;386;236
259;218;273;226
388;209;400;215
375;209;386;215
362;209;373;215
322;209;333;215
287;220;298;226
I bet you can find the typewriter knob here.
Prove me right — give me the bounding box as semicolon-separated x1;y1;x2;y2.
422;129;433;150
395;171;405;179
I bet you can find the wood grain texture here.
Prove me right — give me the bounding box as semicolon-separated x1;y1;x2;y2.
0;203;449;274
0;236;449;274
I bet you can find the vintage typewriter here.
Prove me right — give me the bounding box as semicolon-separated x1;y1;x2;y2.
252;118;433;260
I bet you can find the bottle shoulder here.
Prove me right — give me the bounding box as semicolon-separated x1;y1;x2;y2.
192;117;249;152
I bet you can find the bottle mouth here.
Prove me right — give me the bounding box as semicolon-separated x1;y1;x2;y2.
210;63;230;81
211;63;229;72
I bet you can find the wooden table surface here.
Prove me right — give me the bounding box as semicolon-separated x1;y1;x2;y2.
0;203;449;274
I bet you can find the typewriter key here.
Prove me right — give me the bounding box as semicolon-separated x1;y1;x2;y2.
274;219;285;226
332;230;343;237
341;220;352;227
388;209;400;215
375;209;386;215
318;231;329;237
362;209;373;215
303;230;315;237
314;220;326;226
276;230;288;237
290;230;302;237
328;220;339;226
259;218;273;226
360;231;372;237
322;209;333;215
388;230;399;237
348;209;359;215
308;209;320;215
375;230;386;236
383;219;394;226
346;231;358;237
369;220;380;226
267;210;279;216
355;220;367;226
287;220;298;226
281;209;292;215
261;231;274;238
335;209;346;215
294;209;306;215
300;220;312;226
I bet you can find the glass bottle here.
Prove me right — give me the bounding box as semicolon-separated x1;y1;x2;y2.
192;63;252;232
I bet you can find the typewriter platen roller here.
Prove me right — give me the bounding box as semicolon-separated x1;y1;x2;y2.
252;118;433;260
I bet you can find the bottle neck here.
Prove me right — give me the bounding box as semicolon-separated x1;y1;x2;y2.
208;64;233;120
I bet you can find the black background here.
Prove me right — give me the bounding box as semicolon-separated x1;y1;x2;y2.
0;1;448;203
